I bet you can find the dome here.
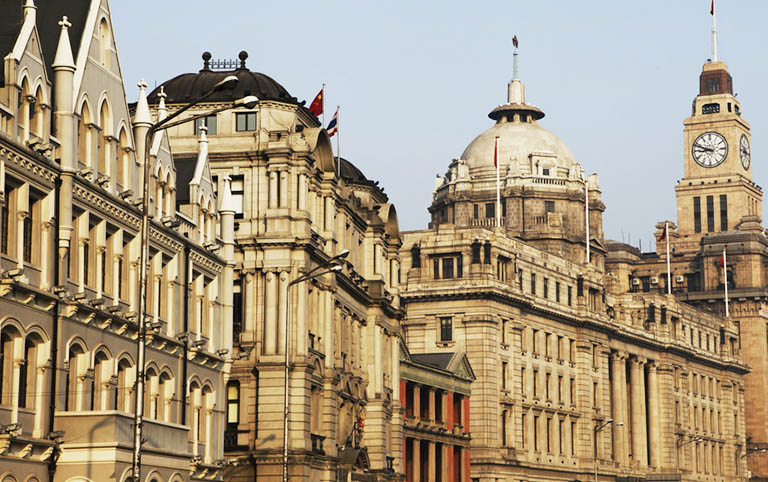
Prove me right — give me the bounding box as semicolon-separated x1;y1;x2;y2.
147;51;297;105
461;121;576;170
460;78;576;171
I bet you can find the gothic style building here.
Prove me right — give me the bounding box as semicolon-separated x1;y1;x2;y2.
0;1;234;481
400;57;748;482
605;56;768;479
146;55;415;481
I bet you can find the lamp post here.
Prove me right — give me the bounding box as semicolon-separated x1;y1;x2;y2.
740;446;768;482
282;250;349;482
594;419;621;482
676;436;703;473
130;75;257;482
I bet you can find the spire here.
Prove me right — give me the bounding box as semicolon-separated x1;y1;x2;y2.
133;79;152;127
52;16;75;71
711;0;718;62
157;86;168;121
219;174;236;213
23;0;36;20
190;126;208;185
512;35;519;80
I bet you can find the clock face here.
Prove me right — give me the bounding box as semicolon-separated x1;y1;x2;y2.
740;134;751;170
692;132;728;168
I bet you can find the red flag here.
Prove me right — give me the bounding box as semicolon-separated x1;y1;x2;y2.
710;0;714;15
657;224;667;242
718;251;725;267
494;136;499;168
308;88;323;116
513;35;519;48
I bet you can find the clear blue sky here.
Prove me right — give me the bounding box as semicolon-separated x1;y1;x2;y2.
111;1;768;251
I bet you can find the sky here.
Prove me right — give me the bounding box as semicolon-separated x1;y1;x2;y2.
111;1;768;251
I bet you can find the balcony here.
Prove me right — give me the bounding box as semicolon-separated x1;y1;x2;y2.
54;410;189;455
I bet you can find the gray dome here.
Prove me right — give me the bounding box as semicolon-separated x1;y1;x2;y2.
461;121;576;170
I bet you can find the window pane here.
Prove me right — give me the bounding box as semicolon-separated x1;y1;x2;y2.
236;114;246;132
206;115;217;135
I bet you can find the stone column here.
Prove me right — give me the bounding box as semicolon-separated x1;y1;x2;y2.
630;356;647;466
611;352;627;464
296;280;307;356
413;384;421;420
264;271;277;354
412;439;421;482
648;361;661;468
428;388;436;422
279;170;288;208
427;441;436;481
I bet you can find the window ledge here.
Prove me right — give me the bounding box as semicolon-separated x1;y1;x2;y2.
437;341;455;348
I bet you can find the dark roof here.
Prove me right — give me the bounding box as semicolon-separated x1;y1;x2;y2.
147;52;297;105
338;156;369;184
0;0;90;86
411;353;456;371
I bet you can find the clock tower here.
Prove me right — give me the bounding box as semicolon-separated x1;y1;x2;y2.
674;60;761;242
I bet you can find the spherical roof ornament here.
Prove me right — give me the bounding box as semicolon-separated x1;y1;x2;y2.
238;51;248;70
201;51;212;72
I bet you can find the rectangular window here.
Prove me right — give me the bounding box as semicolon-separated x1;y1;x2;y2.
571;421;576;455
706;195;715;232
531;273;536;295
502;361;508;390
442;257;454;279
22;214;32;263
231;175;245;218
720;194;728;231
533;369;539;396
440;317;453;342
545;200;555;213
556;281;561;302
483;242;491;264
433;258;440;279
1;197;8;254
522;413;527;448
485;202;495;219
473;204;479;219
534;415;539;451
194;115;217;135
545;373;551;399
568;286;572;306
570;377;576;405
693;196;702;233
235;112;257;131
543;278;549;298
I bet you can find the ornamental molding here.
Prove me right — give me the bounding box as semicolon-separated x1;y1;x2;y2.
72;182;141;230
2;145;57;185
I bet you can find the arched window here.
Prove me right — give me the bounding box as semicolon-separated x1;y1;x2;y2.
116;357;134;412
92;350;110;410
32;86;44;138
202;384;214;462
98;100;111;179
1;326;22;406
98;19;111;68
188;380;202;456
66;343;86;411
19;77;31;142
117;128;129;190
145;366;158;419
18;334;41;408
158;371;174;422
78;101;92;167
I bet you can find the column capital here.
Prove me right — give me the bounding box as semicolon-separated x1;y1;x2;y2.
630;356;647;366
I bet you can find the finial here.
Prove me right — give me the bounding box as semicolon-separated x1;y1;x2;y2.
158;85;167;101
137;78;147;91
202;51;212;71
52;16;75;70
132;78;152;126
24;0;36;17
198;124;208;142
58;16;71;29
157;86;168;120
238;51;248;70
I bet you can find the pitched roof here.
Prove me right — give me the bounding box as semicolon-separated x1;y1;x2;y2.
0;0;90;86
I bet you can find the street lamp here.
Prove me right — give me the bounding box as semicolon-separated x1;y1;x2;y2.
676;436;703;473
594;419;621;482
282;249;350;482
131;75;257;482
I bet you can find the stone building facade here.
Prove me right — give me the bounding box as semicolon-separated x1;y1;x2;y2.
400;64;748;482
147;57;407;481
605;57;768;480
0;1;234;481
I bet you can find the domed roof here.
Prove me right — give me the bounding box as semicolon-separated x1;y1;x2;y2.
460;78;576;170
147;51;297;105
461;121;575;170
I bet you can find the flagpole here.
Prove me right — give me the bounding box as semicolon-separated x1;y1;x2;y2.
495;136;501;228
665;221;671;295
336;106;341;177
322;83;326;130
723;247;729;317
585;178;590;264
712;0;718;62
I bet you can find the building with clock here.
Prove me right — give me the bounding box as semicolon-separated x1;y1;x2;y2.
605;54;768;480
400;49;748;482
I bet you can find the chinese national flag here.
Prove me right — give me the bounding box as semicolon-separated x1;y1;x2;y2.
308;89;323;116
718;251;725;267
657;224;667;242
711;0;714;15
